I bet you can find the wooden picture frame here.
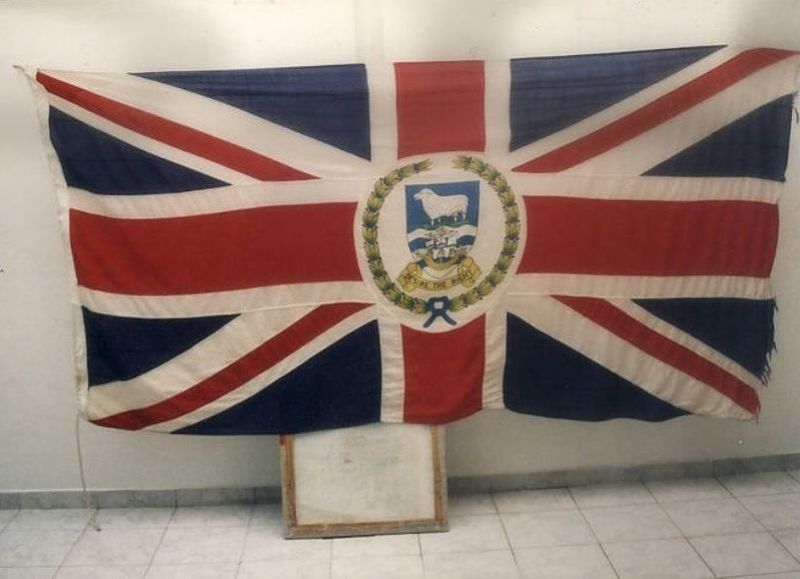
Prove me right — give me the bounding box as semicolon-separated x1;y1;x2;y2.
280;423;448;539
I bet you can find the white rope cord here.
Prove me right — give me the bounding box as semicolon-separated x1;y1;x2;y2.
75;412;101;531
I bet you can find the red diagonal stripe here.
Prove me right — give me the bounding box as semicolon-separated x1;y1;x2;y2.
514;48;796;173
70;203;362;295
555;296;760;414
93;303;371;430
402;315;485;423
37;71;315;182
518;196;777;277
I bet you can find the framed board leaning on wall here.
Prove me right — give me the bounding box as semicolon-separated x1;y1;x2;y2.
280;424;447;538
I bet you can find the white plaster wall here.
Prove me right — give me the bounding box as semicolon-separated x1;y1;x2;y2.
1;0;798;491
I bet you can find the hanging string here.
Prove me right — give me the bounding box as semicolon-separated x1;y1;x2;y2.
75;412;101;531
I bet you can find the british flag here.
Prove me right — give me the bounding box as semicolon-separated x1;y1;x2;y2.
31;45;799;434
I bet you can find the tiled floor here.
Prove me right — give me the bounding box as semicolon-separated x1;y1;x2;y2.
1;471;799;578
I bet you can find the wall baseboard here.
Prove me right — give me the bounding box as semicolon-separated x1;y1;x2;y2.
2;452;798;509
448;452;800;493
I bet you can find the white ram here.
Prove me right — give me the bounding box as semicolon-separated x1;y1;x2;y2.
413;188;469;224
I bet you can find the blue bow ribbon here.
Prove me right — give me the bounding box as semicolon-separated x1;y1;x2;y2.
423;297;457;328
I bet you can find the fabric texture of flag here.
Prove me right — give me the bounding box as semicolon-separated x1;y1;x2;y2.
29;45;800;434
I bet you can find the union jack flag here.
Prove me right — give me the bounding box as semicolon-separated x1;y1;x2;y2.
31;46;799;434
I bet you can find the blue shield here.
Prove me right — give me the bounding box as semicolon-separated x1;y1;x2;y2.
405;181;480;270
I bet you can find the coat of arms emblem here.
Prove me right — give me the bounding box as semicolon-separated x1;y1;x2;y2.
399;181;482;293
361;156;520;328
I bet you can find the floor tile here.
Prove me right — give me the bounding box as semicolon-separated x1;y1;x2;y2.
420;514;508;554
424;549;519;579
646;477;731;502
501;510;595;549
569;483;655;508
775;530;800;560
63;527;163;566
728;573;800;579
239;559;330;579
332;532;419;558
493;488;575;514
95;508;174;528
145;562;238;578
332;554;422;579
0;568;57;579
515;543;615;579
56;566;146;578
582;503;681;543
718;472;800;497
661;498;763;536
8;509;91;530
448;494;496;516
241;524;331;562
0;529;82;567
690;532;799;577
249;503;282;527
604;538;713;579
741;494;800;530
3;482;798;578
152;526;247;564
0;511;19;527
168;505;252;528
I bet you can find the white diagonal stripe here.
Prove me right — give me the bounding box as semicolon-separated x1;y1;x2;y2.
79;282;374;319
507;296;754;419
614;299;765;391
86;305;317;420
150;306;379;431
42;69;376;179
572;55;800;175
68;180;367;220
505;47;740;169
47;94;258;186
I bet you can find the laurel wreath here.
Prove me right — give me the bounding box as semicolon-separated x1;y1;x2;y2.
362;155;520;316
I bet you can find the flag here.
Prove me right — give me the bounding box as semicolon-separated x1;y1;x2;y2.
31;46;799;434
